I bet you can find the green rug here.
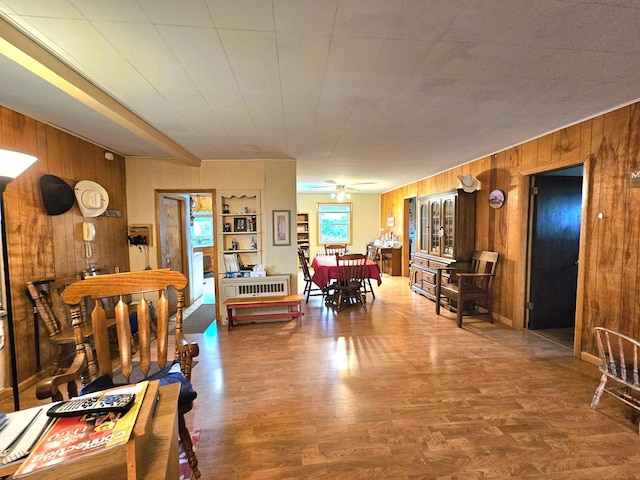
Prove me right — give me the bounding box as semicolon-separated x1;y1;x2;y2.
180;304;216;334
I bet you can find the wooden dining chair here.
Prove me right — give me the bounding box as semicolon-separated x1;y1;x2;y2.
363;245;378;299
327;253;367;312
34;269;201;478
27;275;124;381
435;251;499;328
324;243;347;255
298;247;324;303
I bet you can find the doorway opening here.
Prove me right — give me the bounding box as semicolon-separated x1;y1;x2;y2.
526;165;583;349
403;196;416;277
157;191;216;313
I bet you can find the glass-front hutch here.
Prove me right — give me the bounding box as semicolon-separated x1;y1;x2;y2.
411;189;476;300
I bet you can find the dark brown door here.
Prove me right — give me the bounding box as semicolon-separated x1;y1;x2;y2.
528;174;582;330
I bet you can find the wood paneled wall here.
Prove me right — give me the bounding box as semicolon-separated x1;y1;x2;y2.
0;106;130;392
382;102;640;358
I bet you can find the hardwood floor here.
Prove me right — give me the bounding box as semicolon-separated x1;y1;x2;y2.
6;275;640;478
190;275;640;479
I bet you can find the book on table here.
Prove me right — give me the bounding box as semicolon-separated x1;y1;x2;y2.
0;406;55;467
13;381;148;478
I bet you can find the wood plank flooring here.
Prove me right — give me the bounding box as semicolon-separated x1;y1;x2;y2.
6;274;640;478
190;275;640;479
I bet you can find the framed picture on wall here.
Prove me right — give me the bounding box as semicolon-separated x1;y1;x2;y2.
273;210;291;246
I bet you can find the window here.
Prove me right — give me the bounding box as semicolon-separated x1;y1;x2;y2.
191;212;214;247
317;203;352;244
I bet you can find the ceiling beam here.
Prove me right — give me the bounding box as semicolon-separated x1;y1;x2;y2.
0;17;201;167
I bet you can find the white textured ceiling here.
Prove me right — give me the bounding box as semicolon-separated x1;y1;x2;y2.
1;0;639;194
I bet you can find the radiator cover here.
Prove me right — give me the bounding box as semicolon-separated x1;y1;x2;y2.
219;274;291;325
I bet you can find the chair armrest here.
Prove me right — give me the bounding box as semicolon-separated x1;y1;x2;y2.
35;353;86;401
436;267;470;283
456;273;495;277
175;331;199;382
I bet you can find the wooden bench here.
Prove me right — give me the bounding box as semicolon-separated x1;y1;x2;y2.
225;294;304;331
592;327;640;433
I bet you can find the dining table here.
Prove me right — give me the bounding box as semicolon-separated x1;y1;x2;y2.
311;255;382;290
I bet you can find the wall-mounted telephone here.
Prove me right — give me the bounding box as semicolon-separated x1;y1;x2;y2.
82;222;95;258
83;222;96;242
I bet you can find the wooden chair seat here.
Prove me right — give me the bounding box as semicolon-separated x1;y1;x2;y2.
435;251;499;327
33;269;201;479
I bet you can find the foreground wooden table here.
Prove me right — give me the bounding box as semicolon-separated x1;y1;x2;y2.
2;381;180;480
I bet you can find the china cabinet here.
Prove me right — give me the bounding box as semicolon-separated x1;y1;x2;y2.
410;189;476;300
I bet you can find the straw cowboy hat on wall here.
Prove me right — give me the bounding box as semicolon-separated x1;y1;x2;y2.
457;174;480;193
74;180;109;217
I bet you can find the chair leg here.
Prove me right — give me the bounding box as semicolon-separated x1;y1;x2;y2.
591;374;608;409
368;279;375;299
304;280;311;303
456;295;464;328
178;413;201;479
487;295;494;324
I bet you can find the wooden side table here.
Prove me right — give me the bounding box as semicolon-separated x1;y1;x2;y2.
378;247;402;276
3;381;180;480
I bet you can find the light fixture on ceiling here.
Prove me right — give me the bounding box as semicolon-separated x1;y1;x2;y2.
0;149;38;411
330;185;351;202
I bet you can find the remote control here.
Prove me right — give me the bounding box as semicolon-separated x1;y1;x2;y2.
46;393;136;418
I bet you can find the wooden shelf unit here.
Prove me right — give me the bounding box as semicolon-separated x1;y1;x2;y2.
296;212;310;266
217;190;261;272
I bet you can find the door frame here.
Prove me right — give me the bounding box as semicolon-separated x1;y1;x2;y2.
155;189;218;308
402;195;417;277
521;159;592;357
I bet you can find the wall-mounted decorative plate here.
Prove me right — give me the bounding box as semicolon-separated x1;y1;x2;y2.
488;189;505;209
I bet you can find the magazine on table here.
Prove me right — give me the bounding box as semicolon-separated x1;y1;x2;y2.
13;381;148;477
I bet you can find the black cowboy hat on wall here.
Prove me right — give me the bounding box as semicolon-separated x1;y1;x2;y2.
39;174;75;215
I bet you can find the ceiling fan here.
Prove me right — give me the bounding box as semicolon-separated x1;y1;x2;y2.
310;180;376;192
309;180;377;201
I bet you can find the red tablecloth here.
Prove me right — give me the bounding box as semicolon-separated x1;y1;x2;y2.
311;255;382;289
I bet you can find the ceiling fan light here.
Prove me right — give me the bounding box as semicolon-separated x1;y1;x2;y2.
330;192;336;199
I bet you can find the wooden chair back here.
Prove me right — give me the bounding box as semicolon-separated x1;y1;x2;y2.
325;243;347;255
298;247;313;282
366;244;379;262
435;250;499;327
36;269;202;478
591;327;640;415
336;253;367;286
27;276;81;339
60;269;197;385
327;253;368;311
466;250;499;288
298;247;324;303
26;276;87;377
